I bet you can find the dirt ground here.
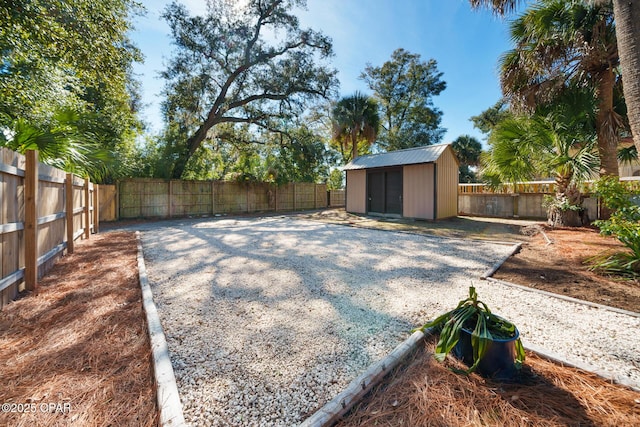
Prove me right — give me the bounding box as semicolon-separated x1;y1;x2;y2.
0;232;157;427
493;225;640;313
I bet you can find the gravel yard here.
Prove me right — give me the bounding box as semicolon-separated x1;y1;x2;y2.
139;216;640;426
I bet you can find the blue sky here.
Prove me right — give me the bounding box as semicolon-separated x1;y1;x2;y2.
130;0;516;146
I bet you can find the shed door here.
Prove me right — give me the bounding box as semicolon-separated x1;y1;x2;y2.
367;171;385;213
385;170;403;214
367;168;402;215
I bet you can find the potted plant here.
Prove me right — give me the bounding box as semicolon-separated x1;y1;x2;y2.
418;286;526;379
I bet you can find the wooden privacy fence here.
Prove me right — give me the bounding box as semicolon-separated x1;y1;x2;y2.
458;178;640;219
328;189;345;208
1;148;98;309
100;179;345;220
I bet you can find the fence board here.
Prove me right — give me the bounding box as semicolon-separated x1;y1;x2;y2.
276;183;294;211
0;149;96;309
171;180;212;216
102;179;332;220
1;148;25;307
99;185;117;221
212;182;243;213
328;190;345;207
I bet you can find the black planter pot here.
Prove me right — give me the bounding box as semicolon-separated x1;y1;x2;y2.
453;327;520;380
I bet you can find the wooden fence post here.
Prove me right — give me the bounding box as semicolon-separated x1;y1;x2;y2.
66;173;75;254
93;183;99;233
293;183;297;211
25;150;38;291
211;181;216;216
314;184;318;209
168;180;173;218
116;180;121;220
84;177;90;239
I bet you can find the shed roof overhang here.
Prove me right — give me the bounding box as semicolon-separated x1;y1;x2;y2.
342;143;450;171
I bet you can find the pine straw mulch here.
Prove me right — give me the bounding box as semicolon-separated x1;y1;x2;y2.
335;334;640;427
0;232;158;427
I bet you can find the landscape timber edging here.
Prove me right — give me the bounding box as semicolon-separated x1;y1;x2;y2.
485;276;640;319
136;231;187;427
302;279;640;426
524;342;640;392
480;242;523;279
299;328;433;427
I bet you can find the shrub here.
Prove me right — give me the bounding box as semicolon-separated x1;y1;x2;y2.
589;177;640;277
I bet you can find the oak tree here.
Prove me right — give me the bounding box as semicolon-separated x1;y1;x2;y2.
161;0;337;178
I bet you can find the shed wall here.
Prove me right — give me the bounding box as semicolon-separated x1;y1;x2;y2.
346;170;366;214
403;163;434;220
435;147;459;219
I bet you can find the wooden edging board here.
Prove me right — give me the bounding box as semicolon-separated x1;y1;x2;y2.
299;328;433;427
136;231;186;427
302;291;640;426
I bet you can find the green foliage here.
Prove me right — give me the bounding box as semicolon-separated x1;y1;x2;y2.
327;169;344;190
160;0;338;178
268;126;337;184
542;194;583;212
470;100;513;135
482;87;600;225
482;87;598;192
501;0;618;110
331;92;380;163
458;165;477;184
469;0;522;15
500;0;624;176
618;144;638;166
590;177;640;277
136;121;338;185
418;286;525;375
360;48;446;151
452;135;482;183
0;0;144;182
0;110;116;180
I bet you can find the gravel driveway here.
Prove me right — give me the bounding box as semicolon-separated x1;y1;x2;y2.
140;216;640;426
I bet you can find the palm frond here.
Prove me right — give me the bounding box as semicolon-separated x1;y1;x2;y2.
0;110;117;181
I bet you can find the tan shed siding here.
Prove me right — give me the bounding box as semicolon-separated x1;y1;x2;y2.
435;146;460;219
403;163;434;220
346;170;366;214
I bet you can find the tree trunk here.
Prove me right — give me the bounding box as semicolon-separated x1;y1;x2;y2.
548;208;588;227
613;0;640;155
172;114;221;178
595;68;620;178
351;130;358;160
547;176;588;227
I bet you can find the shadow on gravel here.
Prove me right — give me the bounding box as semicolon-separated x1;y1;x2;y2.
135;216;515;424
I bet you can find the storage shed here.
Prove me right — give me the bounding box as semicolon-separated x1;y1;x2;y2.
343;143;459;220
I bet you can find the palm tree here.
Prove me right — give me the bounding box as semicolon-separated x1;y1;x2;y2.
471;0;640;168
499;0;621;178
0;110;115;181
451;135;483;182
611;0;640;159
331;92;380;162
484;89;599;226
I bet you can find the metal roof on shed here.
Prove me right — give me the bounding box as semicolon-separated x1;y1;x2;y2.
342;143;450;170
